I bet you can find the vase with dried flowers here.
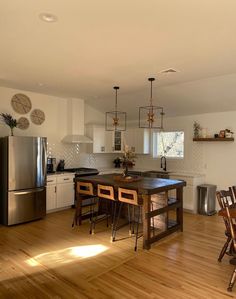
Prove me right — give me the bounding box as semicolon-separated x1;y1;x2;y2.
0;113;18;136
122;144;136;176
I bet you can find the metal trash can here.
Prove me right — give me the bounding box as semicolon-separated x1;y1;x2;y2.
197;184;217;215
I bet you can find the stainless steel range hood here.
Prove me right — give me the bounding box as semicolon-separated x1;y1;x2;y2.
62;98;93;144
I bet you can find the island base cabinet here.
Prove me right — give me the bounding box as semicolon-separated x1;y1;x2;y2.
151;193;168;231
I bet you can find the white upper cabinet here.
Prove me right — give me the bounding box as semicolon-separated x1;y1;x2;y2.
86;126;149;154
124;128;150;154
86;126;123;153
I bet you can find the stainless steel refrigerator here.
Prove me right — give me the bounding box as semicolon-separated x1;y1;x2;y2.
0;136;47;225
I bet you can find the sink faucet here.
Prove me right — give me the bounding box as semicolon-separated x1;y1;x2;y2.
160;156;167;171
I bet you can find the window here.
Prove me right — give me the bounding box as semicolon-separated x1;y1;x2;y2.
153;131;184;158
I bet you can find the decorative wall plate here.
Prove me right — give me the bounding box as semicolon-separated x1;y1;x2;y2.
30;109;45;125
17;117;30;130
11;94;32;114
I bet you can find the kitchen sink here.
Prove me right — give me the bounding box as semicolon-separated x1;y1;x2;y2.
143;170;170;179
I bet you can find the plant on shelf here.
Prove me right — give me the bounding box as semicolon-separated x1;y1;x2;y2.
193;121;201;138
0;113;18;136
122;144;136;176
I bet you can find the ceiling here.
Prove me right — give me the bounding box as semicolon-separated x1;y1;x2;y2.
1;0;236;119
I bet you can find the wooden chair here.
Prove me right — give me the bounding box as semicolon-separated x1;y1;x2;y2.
90;184;116;236
216;190;235;262
225;206;236;292
113;188;143;251
72;181;97;227
230;186;236;203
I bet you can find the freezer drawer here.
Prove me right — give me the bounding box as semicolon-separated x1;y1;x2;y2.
6;187;46;225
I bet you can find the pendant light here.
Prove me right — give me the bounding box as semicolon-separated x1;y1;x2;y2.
105;86;126;131
139;77;164;129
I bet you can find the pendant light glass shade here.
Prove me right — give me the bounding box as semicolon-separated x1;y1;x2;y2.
105;86;126;131
139;78;164;129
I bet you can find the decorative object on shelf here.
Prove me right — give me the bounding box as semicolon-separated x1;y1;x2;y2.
201;128;208;138
219;130;225;138
193;121;201;138
105;86;126;131
30;109;45;125
122;144;136;176
225;129;234;138
11;93;32;114
17;117;30;130
113;157;122;168
139;77;164;129
0;113;18;136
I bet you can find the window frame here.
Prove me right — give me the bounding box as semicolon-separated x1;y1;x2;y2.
152;130;185;159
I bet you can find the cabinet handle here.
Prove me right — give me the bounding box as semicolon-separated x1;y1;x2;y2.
47;180;54;183
55;186;57;193
63;178;70;181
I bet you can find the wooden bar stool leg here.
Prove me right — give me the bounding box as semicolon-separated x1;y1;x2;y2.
228;268;236;292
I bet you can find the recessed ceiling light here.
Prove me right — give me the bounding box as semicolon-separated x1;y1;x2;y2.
38;82;44;87
39;13;58;23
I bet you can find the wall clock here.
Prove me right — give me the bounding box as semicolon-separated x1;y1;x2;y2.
17;117;30;130
30;109;45;125
11;94;32;114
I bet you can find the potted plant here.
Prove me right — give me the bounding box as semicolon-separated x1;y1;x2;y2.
0;113;18;136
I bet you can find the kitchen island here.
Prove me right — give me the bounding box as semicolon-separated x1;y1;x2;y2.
74;174;186;250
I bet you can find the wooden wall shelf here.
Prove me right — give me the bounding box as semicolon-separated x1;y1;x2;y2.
193;138;234;142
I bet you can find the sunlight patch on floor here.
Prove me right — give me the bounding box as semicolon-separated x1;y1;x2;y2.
25;244;109;267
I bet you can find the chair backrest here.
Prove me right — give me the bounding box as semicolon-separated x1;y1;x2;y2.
118;188;143;206
77;181;94;196
216;189;234;209
230;186;236;203
226;207;236;250
97;184;115;201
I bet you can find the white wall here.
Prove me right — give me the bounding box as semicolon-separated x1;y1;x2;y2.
0;86;114;169
132;110;236;190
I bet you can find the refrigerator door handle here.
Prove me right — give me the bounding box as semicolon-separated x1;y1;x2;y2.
14;188;45;195
42;139;47;184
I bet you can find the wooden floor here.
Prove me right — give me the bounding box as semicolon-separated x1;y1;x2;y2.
0;209;235;299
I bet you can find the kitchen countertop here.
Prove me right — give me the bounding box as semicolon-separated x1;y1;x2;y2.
47;172;75;176
98;167;205;178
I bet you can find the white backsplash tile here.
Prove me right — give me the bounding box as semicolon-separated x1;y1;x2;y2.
47;138;115;169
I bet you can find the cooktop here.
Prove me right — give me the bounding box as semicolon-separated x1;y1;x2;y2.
63;167;99;176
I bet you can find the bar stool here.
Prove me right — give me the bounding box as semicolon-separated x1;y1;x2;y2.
72;181;97;227
90;184;116;237
113;188;143;251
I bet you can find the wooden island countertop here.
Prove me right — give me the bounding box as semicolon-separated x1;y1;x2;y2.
74;174;186;250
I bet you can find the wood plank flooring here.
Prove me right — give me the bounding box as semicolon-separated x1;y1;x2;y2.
0;209;235;298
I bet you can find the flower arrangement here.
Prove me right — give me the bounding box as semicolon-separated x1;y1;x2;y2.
0;113;18;136
122;144;136;176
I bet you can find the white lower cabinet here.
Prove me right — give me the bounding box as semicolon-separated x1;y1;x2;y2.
169;174;205;213
56;182;74;208
46;174;75;213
